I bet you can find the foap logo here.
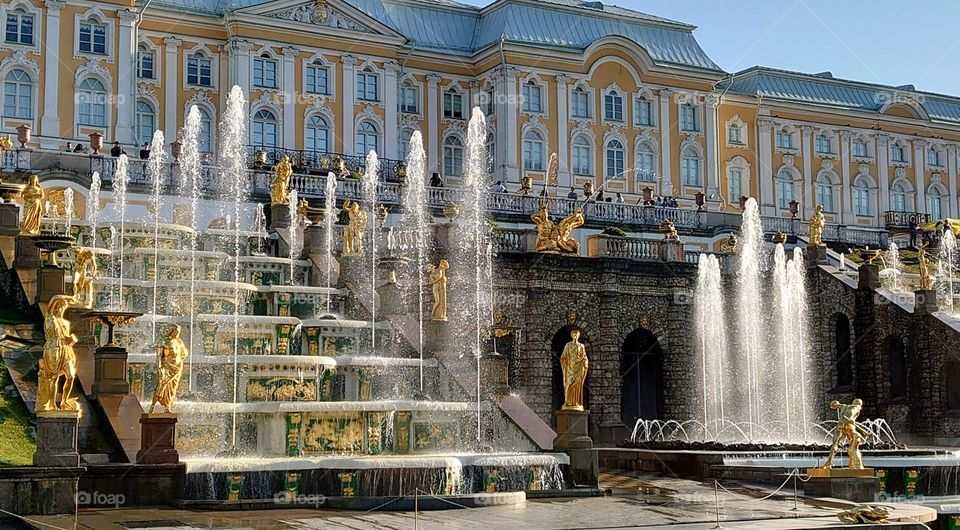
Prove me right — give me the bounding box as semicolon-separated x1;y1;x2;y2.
273;492;326;508
673;291;692;306
75;490;125;508
473;492;521;507
875;491;925;503
873;90;925;108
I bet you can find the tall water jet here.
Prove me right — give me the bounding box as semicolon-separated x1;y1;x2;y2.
362;152;379;354
63;188;74;237
147;130;167;343
253;203;266;254
401;131;428;390
219;86;248;450
938;229;957;313
288;189;300;284
324;173;336;311
694;253;726;439
180;105;203;393
883;242;903;292
113;155;130;309
736;198;764;438
772;244;793;439
786;247;812;440
88;172;101;248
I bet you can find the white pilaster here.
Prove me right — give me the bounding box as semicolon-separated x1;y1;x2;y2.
949;145;958;217
341;55;357;155
658;89;673;195
116;9;137;145
757;117;773;214
914;140;926;212
229;38;253;106
801;126;813;218
556;74;571;189
704;94;719;198
281;47;297;149
383;61;400;160
876;135;890;213
163;37;182;151
502;67;519;183
39;0;64;145
839;130;853;224
426;73;440;175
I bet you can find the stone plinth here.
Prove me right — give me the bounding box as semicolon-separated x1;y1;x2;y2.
480;353;509;395
92;345;130;395
806;245;829;266
137;414;180;464
36;266;68;304
0;203;19;236
376;280;403;316
304;224;324;255
804;467;879;502
914;289;938;314
423;319;447;357
14;234;40;268
858;263;880;290
554;409;597;487
271;203;291;230
34;411;81;467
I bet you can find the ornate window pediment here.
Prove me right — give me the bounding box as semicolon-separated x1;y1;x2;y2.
266;1;375;34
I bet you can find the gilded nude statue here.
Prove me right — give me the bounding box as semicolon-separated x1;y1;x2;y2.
822;398;870;470
810;205;826;247
560;329;588;411
36;296;80;413
20;175;44;235
271;156;293;206
73;248;97;309
149;325;190;414
427;259;449;321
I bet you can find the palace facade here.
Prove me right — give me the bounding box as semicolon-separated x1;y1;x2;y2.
2;0;960;227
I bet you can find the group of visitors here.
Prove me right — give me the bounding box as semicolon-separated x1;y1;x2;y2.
639;195;680;208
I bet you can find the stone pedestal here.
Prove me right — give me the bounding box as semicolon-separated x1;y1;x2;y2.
424;320;447;357
480;353;509;396
376;279;403;316
804;468;879;502
34;411;81;467
92;345;130;395
858;263;880;290
136;414;180;464
14;234;41;268
0;203;19;236
554;409;598;487
271;203;291;230
914;289;939;314
36;266;68;304
806;245;829;266
305;224;324;255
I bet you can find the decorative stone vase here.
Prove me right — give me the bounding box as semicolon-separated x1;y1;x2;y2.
16;124;30;148
170;140;182;160
89;132;104;155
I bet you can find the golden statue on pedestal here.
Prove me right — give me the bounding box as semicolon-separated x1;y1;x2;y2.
659;219;679;240
149;325;190;414
341;200;368;256
560;329;588;411
20;175;44;236
427;259;448;321
271;156;293;206
718;233;739;253
822;398;869;470
36;296;80;413
532;205;584;254
556;208;584;254
531;204;559;252
918;243;933;291
810;205;826;247
73;249;97;309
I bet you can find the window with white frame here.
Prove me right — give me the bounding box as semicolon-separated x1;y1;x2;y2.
305;62;329;95
481;88;494;117
636;143;655;181
135;99;155;146
815;134;833;154
927;148;942;167
443;89;463;119
522;80;542;113
891;143;907;163
137;45;155;79
485;132;496;173
187;54;212;87
523;130;544;171
305;115;329;153
253;55;277;89
853;177;870;216
355;121;378;155
399;129;413;160
776;129;793;150
728;168;743;202
3;69;32;119
252;109;278;148
852;138;869;158
635;96;653;126
727;123;742;144
79;20;107;55
605;139;625;179
776;168;793;209
681;148;701;186
680;103;699;132
443;136;464;177
76;78;106;126
5;9;34;45
927;187;944;219
572;136;591;176
400;81;418;113
356;69;378;101
891;181;908;212
571;87;590;118
198;107;213;153
816;174;835;212
604;90;623;122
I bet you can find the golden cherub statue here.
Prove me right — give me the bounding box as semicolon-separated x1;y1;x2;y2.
718;233;738;253
271;156;293;205
149;324;190;414
341;199;368;256
560;329;588;411
822;398;870;470
531;204;559;252
556;208;584;254
427;259;449;321
918;243;933;291
36;296;80;413
659;219;679;240
20;174;44;235
73;248;97;309
297;197;309;220
810;205;826;247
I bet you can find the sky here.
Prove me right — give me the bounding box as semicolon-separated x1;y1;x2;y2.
456;0;960;96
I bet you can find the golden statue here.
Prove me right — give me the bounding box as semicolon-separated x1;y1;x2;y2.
918;243;933;291
659;219;679;240
837;505;890;524
822;398;869;470
20;175;44;235
297;197;309;220
149;325;190;414
810;205;826;247
73;248;97;309
560;329;588;410
341;199;368;256
271;156;293;205
427;259;449;321
547;153;559;187
531;204;559;252
36;296;80;413
718;233;738;253
556;208;584;254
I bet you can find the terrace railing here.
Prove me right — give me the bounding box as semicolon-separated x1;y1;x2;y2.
884;210;930;229
247;146;405;182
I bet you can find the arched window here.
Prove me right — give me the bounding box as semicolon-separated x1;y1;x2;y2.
891;181;908;212
77;78;107;126
888;337;907;400
187;52;212;87
927;187;944;219
522;130;544;171
522;80;542;113
442;136;464;177
252;109;278;148
835;314;853;388
604;90;623;122
305;115;329;153
605;139;625;178
198;107;213;153
399;81;418;113
135;99;155;147
3;69;33;119
571;135;592;176
681;148;700;186
137;45;155;79
636;143;655;182
776;168;793;209
816;174;835;212
853;177;870;216
485;132;496;174
355;121;378;156
398;129;413;161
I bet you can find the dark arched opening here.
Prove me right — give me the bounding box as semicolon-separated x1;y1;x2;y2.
620;328;664;427
887;336;908;401
551;326;590;425
834;314;853;389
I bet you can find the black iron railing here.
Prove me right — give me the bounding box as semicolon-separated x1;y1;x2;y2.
247;146;405;183
884;211;930;229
